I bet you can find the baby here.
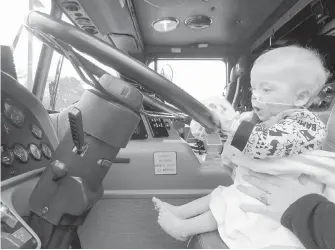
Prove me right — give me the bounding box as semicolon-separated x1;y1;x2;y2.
153;46;331;248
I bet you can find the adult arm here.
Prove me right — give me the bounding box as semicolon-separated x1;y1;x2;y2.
238;172;334;248
282;193;335;249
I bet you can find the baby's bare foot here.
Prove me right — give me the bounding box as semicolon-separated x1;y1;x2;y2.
158;209;188;241
152;197;181;217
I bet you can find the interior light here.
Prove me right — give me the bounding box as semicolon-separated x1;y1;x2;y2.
152;17;179;32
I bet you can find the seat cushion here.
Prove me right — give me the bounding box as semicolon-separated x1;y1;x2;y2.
188;231;228;249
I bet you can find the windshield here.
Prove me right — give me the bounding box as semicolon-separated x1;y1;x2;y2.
149;59;227;102
1;0;119;111
1;0;52;91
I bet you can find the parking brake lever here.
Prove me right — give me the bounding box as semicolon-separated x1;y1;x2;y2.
68;107;86;154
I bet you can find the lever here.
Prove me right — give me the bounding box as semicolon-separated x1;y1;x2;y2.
0;203;17;228
51;160;69;181
68;107;85;154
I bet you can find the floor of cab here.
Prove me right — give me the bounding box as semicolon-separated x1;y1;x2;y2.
78;198;194;249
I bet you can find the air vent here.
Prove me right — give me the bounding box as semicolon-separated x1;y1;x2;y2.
75;17;91;26
185;15;212;29
82;26;98;34
63;1;80;12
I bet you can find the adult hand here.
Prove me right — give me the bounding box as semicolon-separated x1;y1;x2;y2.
237;170;322;223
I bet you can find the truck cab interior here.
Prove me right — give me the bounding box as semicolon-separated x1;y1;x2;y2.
1;0;335;248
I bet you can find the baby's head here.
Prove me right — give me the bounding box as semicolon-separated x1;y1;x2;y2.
250;45;330;121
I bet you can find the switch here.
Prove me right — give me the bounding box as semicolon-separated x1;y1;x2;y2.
1;228;32;249
98;159;113;168
0;204;17;228
1;232;21;249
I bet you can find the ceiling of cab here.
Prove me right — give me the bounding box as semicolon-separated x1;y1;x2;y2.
133;0;284;46
63;0;293;55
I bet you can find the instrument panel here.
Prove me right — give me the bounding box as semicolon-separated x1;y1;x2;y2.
146;117;169;138
1;95;54;181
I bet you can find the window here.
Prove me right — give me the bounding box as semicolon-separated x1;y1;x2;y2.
42;15;119;111
0;0;52;91
1;0;118;111
149;59;227;102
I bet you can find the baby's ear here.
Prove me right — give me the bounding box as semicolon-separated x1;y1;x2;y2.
294;89;311;107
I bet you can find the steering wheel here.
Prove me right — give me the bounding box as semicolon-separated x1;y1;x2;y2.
25;11;219;132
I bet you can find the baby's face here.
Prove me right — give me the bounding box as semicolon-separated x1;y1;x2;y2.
250;67;299;121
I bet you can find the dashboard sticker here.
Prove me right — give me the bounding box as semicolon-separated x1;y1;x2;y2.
154;152;177;175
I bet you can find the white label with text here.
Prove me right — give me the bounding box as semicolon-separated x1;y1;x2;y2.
154;152;177;175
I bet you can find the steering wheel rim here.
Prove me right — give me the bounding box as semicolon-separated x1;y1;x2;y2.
25;11;219;131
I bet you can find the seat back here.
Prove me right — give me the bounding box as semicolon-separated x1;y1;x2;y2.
232;56;251;110
226;65;238;104
323;103;335;152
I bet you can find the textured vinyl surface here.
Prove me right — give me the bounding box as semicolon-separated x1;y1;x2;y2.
78;198;194;249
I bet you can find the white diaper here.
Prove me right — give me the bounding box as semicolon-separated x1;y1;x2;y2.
209;150;335;249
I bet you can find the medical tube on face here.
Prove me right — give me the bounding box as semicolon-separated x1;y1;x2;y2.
251;92;295;107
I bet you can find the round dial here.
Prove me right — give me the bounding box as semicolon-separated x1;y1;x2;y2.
1;145;14;166
13;144;29;163
29;144;42;161
41;144;52;159
31;124;43;140
1;119;11;140
4;100;25;127
3;101;12;118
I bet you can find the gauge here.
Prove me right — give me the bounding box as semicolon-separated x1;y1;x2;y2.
31;124;43;140
29;144;42;161
13;144;29;163
1;119;11;141
4;100;25;127
10;107;25;127
41;144;52;159
3;101;12;118
1;145;14;166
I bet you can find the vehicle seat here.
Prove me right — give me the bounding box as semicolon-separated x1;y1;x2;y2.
322;101;335;152
189;89;335;249
231;56;251;111
188;231;228;249
226;66;238;104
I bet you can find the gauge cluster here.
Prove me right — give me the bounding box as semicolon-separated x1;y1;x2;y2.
1;96;54;181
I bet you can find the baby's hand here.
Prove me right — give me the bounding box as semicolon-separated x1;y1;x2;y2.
190;96;238;140
237;111;254;123
204;98;238;133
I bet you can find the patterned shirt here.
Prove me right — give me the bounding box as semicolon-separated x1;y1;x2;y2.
230;109;327;159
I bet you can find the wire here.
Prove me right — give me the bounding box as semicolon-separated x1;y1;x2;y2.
143;0;189;9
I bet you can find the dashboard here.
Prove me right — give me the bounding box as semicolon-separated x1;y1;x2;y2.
1;86;172;182
0;71;176;249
